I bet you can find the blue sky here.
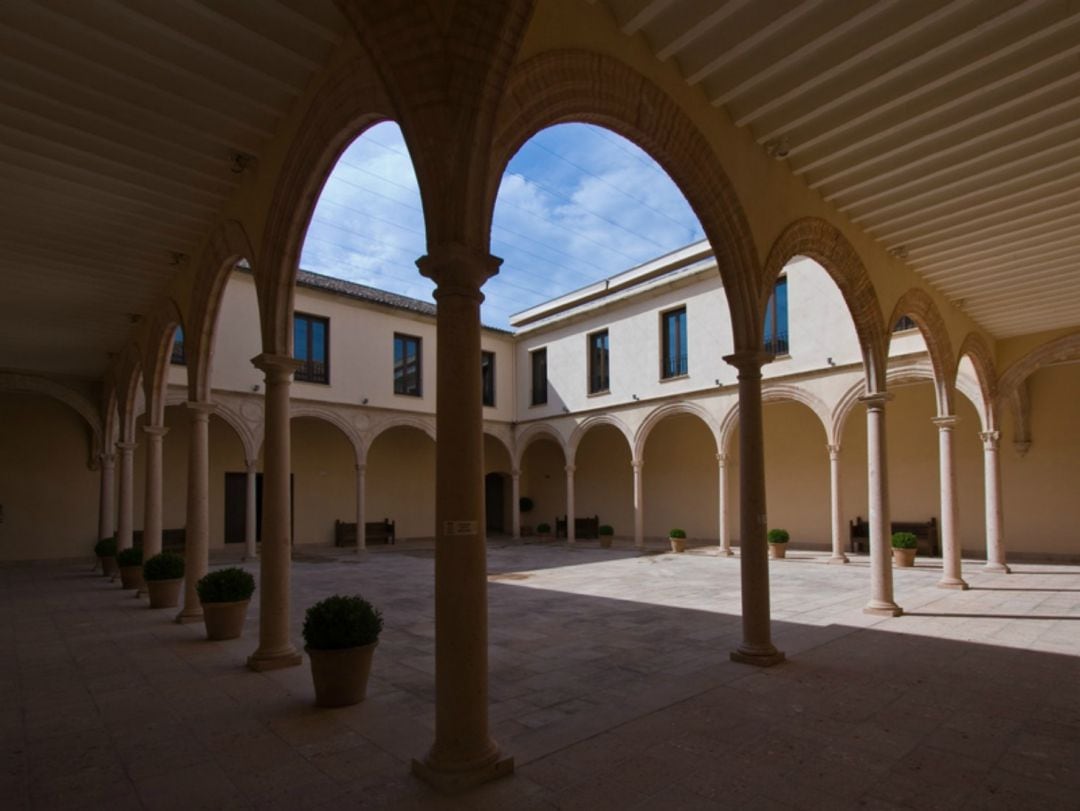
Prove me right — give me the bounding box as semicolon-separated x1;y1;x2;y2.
300;122;705;329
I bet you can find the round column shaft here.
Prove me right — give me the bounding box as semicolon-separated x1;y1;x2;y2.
862;393;902;616
717;453;733;556
243;459;258;561
511;470;521;541
355;463;366;552
178;402;214;623
980;430;1010;573
141;425;168;560
98;453;116;541
632;461;644;548
116;441;136;551
935;416;968;589
827;444;848;564
565;465;576;545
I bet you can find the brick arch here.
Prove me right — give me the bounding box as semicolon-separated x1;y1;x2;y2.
721;383;833;451
256;55;397;356
997;330;1080;408
140;298;185;428
567;414;634;465
187;220;256;402
634;401;721;463
514;422;569;469
956;332;998;432
761;218;887;393
886;288;955;416
489;49;761;349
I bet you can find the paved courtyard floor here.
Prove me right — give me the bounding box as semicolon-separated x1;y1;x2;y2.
3;539;1080;809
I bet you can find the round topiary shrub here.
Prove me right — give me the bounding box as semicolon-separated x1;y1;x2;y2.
116;547;142;567
94;537;117;558
196;567;255;603
303;595;383;651
767;529;790;544
536;522;551;534
519;497;534;513
143;552;184;581
669;528;687;539
598;524;614;536
891;531;918;550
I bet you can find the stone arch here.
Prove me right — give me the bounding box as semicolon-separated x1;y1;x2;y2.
213;400;260;463
634;401;721;463
366;414;437;462
140;298;184;428
115;346;143;442
255;55;396;355
721;384;834;451
483;428;514;470
885;288;955;416
567;414;635;465
513;422;569;469
187;220;257;402
490;50;761;349
956;332;998;433
0;372;103;466
997;330;1080;407
289;405;365;466
761;218;887;392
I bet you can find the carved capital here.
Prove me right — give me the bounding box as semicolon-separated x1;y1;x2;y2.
251;353;302;383
858;392;894;410
827;444;841;460
142;425;169;438
979;430;1000;450
932;415;960;430
723;350;772;378
417;244;501;301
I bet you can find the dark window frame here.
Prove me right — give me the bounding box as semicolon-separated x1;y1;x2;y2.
587;329;610;394
661;307;688;380
893;315;918;332
170;325;186;366
530;348;548;406
481;350;496;407
393;332;422;397
294;312;329;384
763;276;789;356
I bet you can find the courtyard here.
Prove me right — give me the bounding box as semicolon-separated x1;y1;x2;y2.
3;541;1079;809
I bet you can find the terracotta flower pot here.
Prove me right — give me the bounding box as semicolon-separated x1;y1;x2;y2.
119;565;145;591
599;536;613;549
146;577;183;609
769;542;787;559
892;548;917;568
669;537;686;553
201;599;250;640
306;642;378;708
99;555;118;577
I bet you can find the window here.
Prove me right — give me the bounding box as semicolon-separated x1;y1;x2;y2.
170;326;185;365
531;348;547;406
481;351;495;407
763;277;789;356
893;315;917;332
661;307;688;379
393;333;422;396
588;330;609;394
294;313;329;383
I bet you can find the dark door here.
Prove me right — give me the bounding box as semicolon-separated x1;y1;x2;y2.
224;472;264;543
485;472;504;534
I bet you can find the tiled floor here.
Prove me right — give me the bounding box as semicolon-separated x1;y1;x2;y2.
3;540;1079;809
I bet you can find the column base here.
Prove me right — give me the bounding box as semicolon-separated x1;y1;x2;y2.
984;562;1011;574
175;608;204;624
827;554;850;565
730;646;786;668
863;600;903;617
718;547;735;557
247;648;303;672
411;754;514;795
937;578;969;590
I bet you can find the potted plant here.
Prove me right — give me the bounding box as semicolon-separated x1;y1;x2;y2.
669;528;687;554
767;528;790;559
116;546;144;590
891;531;918;567
536;522;552;540
196;567;255;640
519;496;534;536
94;536;118;577
598;524;614;549
143;552;184;609
303;594;383;708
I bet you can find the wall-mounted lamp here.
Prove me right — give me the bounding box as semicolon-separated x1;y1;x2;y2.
361;397;369;405
827;357;836;367
632;394;640;401
251;384;260;393
714;378;721;386
562;406;570;414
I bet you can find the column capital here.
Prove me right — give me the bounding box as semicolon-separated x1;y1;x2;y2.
251;353;302;382
99;452;116;467
116;441;137;453
244;458;258;473
511;468;520;478
142;425;169;438
716;452;728;465
355;463;366;474
417;244;502;301
979;430;1000;448
932;415;960;430
858;391;894;410
1013;439;1031;457
723;350;773;377
564;464;576;474
827;443;841;460
632;460;644;472
185;400;217;419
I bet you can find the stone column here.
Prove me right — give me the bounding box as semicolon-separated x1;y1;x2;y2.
98;453;116;541
827;444;848;564
980;430;1010;573
116;441;136;550
565;464;576;545
243;459;258;561
178;402;214;623
632;460;644;548
717;453;733;556
935;416;969;589
355;463;366;552
862;393;902;616
141;425;168;559
411;246;511;791
511;469;521;540
724;351;784;667
247;354;302;672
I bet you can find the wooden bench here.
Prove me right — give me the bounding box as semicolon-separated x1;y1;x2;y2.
849;516;938;557
556;515;600;540
334;518;395;547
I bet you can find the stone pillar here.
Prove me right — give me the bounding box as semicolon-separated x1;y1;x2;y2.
827;444;848;564
717;453;733;556
355;463;366;552
724;351;784;667
247;354;302;672
411;246;512;791
862;393;902;616
565;464;576;545
141;425;168;559
980;430;1010;573
632;460;644;548
178;402;214;623
98;453;116;541
511;469;521;540
116;441;136;551
934;416;969;589
243;459;258;561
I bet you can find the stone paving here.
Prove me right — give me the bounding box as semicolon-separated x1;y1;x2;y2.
3;539;1080;809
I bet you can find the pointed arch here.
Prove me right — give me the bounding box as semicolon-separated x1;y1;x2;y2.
720;383;834;451
567;414;635;464
761;218;887;393
514;422;568;469
956;331;998;432
140;298;184;428
115;347;143;443
634;401;721;463
490;50;760;349
886;288;955;416
997;330;1080;407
